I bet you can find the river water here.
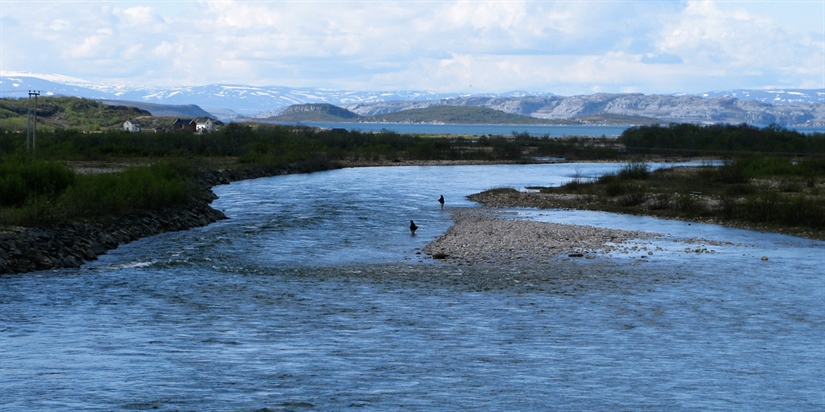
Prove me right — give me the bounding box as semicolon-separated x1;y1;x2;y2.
2;164;824;411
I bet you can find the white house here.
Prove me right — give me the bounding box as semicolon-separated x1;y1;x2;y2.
123;119;142;132
194;117;217;133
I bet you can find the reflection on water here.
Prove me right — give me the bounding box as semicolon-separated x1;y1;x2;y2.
2;164;824;411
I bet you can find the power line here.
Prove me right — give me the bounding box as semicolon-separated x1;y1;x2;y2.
27;90;40;159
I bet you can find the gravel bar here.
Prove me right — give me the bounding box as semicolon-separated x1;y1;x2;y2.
423;208;660;266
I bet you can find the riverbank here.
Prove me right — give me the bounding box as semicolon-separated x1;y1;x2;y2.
0;158;529;275
0;163;341;275
467;170;825;242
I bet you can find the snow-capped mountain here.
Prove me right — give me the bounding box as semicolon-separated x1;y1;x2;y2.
1;72;542;119
701;89;825;104
2;72;824;126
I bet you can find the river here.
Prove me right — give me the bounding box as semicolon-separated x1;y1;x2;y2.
2;163;823;411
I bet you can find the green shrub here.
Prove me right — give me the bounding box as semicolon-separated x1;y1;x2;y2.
779;180;803;193
741;193;782;222
617;161;650;180
17;195;65;225
737;194;825;229
0;160;75;207
0;173;26;206
798;158;825;175
597;173;618;185
675;193;707;215
617;184;647;206
561;178;587;192
720;196;742;220
716;160;748;184
724;183;756;196
57;162;195;219
604;179;626;197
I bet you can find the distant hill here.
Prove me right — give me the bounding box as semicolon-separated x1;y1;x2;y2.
0;96;151;131
98;100;213;118
0;96;218;132
363;106;556;124
272;103;360;122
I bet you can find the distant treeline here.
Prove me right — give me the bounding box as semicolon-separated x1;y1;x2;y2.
3;121;824;168
621;123;825;157
3;121;824;166
0;122;620;164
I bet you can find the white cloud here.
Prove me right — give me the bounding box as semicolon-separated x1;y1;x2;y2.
1;0;822;94
653;0;824;90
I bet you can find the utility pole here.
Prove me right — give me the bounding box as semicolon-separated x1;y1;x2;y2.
27;90;40;159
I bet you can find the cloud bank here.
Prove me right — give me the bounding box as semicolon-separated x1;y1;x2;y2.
1;0;823;95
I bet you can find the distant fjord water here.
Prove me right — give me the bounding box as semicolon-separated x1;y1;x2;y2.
265;122;825;137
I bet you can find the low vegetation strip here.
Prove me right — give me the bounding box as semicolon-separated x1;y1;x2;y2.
0;160;197;226
471;157;825;240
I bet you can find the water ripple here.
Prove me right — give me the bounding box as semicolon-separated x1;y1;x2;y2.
2;164;823;411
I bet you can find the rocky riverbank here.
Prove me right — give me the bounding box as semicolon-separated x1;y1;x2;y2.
422;208;660;266
0;162;342;275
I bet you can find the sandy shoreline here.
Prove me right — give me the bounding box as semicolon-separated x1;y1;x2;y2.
423;208;661;266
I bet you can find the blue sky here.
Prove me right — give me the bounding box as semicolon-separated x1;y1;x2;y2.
1;0;824;95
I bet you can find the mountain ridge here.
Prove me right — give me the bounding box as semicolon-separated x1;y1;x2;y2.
267;104;662;126
2;72;824;126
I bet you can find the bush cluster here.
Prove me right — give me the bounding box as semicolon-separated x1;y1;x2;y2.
0;160;75;207
1;160;196;226
548;157;825;231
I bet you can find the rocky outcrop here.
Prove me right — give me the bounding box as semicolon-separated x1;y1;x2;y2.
0;161;342;275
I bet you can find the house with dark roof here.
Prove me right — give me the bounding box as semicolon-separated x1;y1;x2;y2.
172;117;218;132
172;118;196;132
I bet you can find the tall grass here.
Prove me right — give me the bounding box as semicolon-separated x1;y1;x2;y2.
597;161;651;186
59;162;195;219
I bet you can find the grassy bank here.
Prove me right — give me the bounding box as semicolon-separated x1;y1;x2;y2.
0;159;198;226
473;157;825;240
